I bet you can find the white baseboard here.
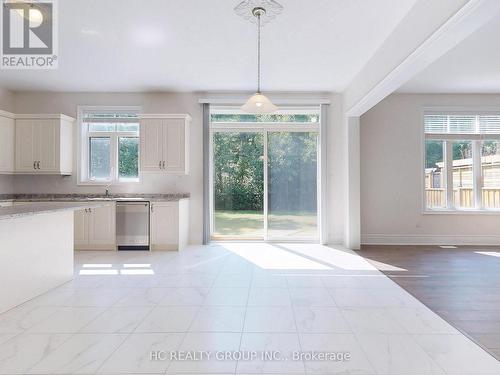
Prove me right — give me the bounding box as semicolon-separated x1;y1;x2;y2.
361;234;500;246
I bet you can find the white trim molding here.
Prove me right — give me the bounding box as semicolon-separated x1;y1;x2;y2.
362;234;500;246
16;113;75;121
345;0;500;117
140;114;192;120
0;109;15;119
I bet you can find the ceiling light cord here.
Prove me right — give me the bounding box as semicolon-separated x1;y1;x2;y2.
257;11;261;94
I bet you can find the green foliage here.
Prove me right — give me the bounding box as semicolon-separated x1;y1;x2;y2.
425;140;443;169
119;137;139;178
482;141;500;156
211;114;319;123
453;141;472;160
213;132;318;212
214;132;264;211
268;132;317;211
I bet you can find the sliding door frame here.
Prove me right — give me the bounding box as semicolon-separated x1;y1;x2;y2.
209;121;321;242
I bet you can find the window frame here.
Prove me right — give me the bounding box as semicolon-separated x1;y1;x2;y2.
209;106;322;242
422;107;500;214
77;106;142;185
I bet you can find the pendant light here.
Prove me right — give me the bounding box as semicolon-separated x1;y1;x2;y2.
236;2;282;114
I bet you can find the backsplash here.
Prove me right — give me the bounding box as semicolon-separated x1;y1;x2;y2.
0;175;14;194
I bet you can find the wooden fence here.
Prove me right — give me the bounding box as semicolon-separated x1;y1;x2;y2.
425;188;500;208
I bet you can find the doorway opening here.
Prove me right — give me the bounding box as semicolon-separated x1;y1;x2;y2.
209;108;321;242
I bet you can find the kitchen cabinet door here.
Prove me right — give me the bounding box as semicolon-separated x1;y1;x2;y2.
15;120;37;172
37;120;58;172
74;209;88;247
88;204;116;248
150;202;179;250
0;114;14;173
15;115;73;175
162;118;186;173
140;118;163;172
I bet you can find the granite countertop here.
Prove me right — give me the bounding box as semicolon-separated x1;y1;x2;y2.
0;201;111;220
0;193;190;202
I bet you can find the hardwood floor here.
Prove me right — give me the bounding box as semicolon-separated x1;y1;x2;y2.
357;245;500;360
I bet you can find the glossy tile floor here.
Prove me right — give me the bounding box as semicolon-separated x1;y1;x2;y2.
0;243;499;374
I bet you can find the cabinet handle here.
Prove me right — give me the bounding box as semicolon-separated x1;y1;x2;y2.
159;161;162;169
33;161;36;170
162;161;165;169
37;161;40;169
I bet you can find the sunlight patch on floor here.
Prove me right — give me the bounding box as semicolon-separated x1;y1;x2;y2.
475;251;500;258
219;243;332;270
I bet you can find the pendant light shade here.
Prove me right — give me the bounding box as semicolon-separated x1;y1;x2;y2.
241;92;278;114
236;2;282;114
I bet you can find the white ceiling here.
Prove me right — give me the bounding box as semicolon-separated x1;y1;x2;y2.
399;14;500;93
0;0;418;92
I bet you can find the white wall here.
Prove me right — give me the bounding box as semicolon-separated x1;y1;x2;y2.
361;93;500;245
11;92;204;244
327;94;345;244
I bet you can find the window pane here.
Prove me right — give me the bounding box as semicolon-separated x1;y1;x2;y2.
449;115;476;134
425;140;446;208
424;115;447;133
210;113;319;123
118;137;139;180
116;123;139;132
481;141;500;208
452;141;474;208
212;132;264;239
89;137;110;180
88;123;115;132
268;132;318;240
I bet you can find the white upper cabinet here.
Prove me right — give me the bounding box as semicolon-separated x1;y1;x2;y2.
140;118;163;172
140;114;190;175
0;110;15;174
15;114;74;175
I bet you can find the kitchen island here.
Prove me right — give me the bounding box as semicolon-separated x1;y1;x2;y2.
0;201;109;313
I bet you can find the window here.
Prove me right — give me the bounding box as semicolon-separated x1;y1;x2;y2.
424;112;500;211
210;107;320;240
79;108;140;183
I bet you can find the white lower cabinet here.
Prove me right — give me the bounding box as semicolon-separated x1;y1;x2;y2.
74;203;116;250
73;199;189;251
150;199;189;251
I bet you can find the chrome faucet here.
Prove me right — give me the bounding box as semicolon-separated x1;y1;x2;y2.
105;183;112;198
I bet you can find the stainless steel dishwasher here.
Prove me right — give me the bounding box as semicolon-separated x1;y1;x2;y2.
116;201;150;250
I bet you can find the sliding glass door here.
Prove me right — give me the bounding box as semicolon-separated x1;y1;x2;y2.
210;110;320;242
268;132;318;240
212;132;264;240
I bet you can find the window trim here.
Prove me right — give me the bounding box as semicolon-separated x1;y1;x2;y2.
208;105;323;242
77;106;142;186
422;107;500;214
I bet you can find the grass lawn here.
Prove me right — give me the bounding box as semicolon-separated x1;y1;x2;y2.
213;210;318;239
